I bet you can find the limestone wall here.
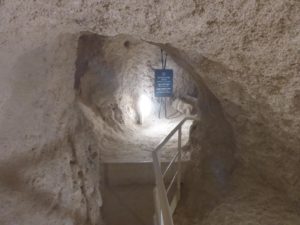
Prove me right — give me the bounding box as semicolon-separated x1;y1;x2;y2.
0;0;299;224
0;33;103;225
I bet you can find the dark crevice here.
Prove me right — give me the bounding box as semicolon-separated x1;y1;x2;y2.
74;33;107;91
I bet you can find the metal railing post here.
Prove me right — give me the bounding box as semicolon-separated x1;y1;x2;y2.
177;126;182;201
153;151;174;225
152;116;198;225
154;187;162;225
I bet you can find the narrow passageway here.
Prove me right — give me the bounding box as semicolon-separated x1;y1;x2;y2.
1;2;299;224
100;158;191;225
74;34;199;225
74;33;198;162
79;104;193;224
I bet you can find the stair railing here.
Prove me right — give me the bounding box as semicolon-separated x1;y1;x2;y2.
152;116;198;225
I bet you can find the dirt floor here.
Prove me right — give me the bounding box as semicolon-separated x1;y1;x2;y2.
79;101;193;163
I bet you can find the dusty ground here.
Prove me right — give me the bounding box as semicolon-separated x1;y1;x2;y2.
79;101;193;162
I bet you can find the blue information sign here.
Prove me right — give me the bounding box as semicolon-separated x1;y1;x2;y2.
154;69;173;97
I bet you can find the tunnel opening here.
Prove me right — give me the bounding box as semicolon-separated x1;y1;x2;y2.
71;32;237;225
73;33;200;163
72;33;205;225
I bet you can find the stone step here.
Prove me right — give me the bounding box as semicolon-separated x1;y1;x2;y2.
102;184;155;225
101;161;188;187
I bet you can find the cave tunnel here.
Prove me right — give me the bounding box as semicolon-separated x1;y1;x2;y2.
73;34;205;225
0;1;300;225
74;33;199;163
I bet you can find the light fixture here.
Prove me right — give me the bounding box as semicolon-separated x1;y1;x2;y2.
138;94;152;123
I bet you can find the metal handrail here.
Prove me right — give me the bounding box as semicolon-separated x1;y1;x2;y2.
152;116;198;225
166;171;178;193
163;151;179;177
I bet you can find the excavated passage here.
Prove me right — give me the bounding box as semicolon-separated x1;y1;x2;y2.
71;33;241;225
74;33;199;163
72;33;203;225
0;4;299;223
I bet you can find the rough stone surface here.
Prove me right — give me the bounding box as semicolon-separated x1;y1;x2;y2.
0;33;103;224
0;0;300;224
177;171;300;225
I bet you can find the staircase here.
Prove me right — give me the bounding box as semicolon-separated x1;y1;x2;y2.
101;162;154;225
101;117;198;225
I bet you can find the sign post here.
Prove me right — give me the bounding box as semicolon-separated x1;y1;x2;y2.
154;69;173;118
154;69;173;97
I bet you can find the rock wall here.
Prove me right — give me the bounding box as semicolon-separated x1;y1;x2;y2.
0;33;103;224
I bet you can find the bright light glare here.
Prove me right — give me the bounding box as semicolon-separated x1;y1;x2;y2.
138;94;152;120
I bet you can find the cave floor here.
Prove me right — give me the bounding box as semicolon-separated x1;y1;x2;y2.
79;101;193;163
99;116;193;163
